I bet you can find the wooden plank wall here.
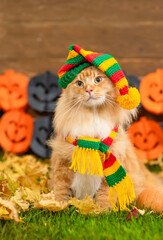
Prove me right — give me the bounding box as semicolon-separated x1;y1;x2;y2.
0;0;163;77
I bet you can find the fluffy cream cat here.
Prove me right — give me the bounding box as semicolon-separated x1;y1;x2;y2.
48;66;162;209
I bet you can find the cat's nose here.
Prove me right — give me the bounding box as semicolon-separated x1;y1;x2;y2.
86;88;93;95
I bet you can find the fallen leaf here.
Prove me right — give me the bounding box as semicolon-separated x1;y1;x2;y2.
133;206;146;215
34;199;69;212
0;197;19;222
11;187;41;211
0;179;13;199
0;153;48;192
34;191;69;211
126;208;138;220
69;194;105;214
40;191;57;201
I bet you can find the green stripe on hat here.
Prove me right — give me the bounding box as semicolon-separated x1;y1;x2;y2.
105;63;121;77
66;54;85;65
59;62;91;88
69;44;75;51
92;54;113;67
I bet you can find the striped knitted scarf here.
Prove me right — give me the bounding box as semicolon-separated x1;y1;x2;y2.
66;126;135;211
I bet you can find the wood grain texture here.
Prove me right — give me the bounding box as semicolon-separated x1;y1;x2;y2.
0;0;163;76
1;58;163;77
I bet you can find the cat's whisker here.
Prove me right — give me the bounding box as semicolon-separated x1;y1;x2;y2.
74;102;82;116
105;93;117;98
64;100;80;112
64;98;80;106
105;96;115;103
105;95;117;102
105;98;116;107
62;99;81;117
105;99;115;105
62;98;81;110
106;98;115;106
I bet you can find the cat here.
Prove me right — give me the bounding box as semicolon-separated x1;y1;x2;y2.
48;66;162;209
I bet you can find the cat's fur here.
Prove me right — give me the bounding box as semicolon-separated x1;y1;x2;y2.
48;66;162;209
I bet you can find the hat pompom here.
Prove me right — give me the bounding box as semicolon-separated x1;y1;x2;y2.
117;87;140;110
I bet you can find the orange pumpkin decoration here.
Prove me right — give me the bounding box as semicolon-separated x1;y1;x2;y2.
0;70;29;111
140;69;163;115
0;110;33;153
137;187;163;212
128;117;163;161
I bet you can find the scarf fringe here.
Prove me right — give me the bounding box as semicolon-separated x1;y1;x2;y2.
109;173;135;211
69;146;103;176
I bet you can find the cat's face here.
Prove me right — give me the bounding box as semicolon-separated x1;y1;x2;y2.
66;66;118;107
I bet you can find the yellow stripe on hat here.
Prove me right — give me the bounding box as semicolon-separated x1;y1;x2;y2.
103;160;121;177
58;71;67;79
79;49;94;57
67;50;79;60
98;58;117;72
115;77;129;90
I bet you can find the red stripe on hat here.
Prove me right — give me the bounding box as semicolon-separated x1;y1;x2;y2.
110;70;125;83
103;153;116;170
119;85;129;95
85;53;104;62
58;60;87;74
73;45;82;53
58;63;76;74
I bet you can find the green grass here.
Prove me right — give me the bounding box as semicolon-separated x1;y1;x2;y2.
0;208;163;240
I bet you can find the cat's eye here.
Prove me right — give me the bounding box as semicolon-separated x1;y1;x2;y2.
94;77;103;84
75;81;84;87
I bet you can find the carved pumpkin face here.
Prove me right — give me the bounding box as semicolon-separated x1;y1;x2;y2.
140;69;163;115
30;116;53;158
0;110;33;153
128;117;163;161
28;71;62;113
0;70;29;111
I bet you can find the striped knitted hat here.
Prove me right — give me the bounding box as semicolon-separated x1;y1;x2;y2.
58;44;140;110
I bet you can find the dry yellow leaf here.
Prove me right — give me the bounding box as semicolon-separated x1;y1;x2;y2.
0;197;19;222
11;187;41;211
34;191;69;211
0;153;48;191
69;194;105;214
34;200;69;212
0;179;13;199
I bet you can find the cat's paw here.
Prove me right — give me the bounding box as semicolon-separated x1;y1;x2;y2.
95;199;112;211
47;179;55;191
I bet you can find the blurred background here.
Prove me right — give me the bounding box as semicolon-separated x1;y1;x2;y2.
0;0;163;77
